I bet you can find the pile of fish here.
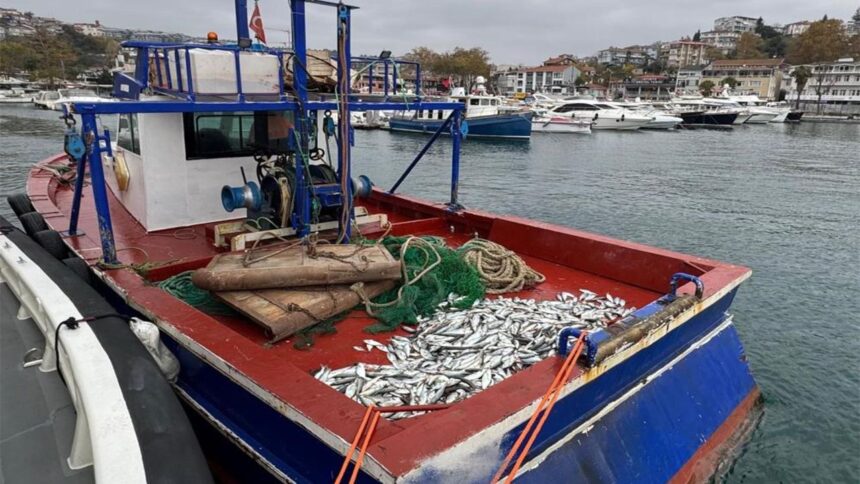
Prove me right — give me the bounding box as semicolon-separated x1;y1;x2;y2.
314;290;634;419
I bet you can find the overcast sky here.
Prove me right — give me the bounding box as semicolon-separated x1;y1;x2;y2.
5;0;859;64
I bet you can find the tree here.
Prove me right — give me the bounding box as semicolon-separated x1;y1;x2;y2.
692;30;701;42
810;67;837;114
790;65;812;110
787;19;848;64
410;46;491;90
721;76;739;89
699;80;715;96
574;75;586;86
705;46;727;61
403;47;440;74
735;32;765;58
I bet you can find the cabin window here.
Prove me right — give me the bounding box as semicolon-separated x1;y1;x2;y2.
417;110;424;118
117;114;140;155
183;111;294;159
437;110;444;120
427;110;433;119
470;99;480;106
480;99;490;106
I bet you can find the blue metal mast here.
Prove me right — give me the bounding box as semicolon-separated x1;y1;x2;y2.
235;0;250;42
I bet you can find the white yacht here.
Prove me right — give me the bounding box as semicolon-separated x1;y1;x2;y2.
764;102;793;123
531;115;592;134
718;93;779;124
33;88;110;111
545;99;653;130
606;101;682;130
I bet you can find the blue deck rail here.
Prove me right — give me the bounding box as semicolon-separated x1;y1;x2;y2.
69;0;464;264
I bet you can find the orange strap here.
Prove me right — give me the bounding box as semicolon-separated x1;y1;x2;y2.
335;405;376;484
335;403;450;484
492;332;587;483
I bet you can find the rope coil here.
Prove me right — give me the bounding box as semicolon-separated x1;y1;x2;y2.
459;238;545;294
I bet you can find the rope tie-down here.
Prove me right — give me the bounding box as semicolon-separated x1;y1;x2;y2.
459;238;545;294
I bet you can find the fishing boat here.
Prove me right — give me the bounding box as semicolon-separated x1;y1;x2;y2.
531;115;592;134
6;1;761;482
389;91;533;139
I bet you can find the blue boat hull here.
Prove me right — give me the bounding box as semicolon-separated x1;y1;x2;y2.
138;286;758;483
389;113;533;139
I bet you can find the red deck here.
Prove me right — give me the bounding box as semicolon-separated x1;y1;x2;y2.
28;154;751;477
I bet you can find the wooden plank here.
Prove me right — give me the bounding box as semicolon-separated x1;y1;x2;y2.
217;280;396;343
193;243;401;291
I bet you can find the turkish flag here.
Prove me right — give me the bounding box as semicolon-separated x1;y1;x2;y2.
249;3;267;44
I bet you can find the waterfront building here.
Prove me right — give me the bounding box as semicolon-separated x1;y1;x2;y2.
490;65;522;96
618;74;675;100
701;58;785;100
667;41;709;68
700;30;742;55
782;21;811;37
515;64;580;94
597;47;650;67
580;83;609;98
713;16;758;33
784;58;860;115
675;66;705;94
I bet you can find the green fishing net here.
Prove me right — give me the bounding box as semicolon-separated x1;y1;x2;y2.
157;271;237;316
364;236;486;333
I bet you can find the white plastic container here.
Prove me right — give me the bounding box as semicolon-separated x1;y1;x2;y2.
161;49;280;95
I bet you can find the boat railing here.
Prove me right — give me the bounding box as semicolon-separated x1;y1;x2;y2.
115;40;289;103
65;0;468;265
351;56;422;99
0;230;148;481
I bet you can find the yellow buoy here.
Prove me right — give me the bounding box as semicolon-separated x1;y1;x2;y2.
113;151;130;191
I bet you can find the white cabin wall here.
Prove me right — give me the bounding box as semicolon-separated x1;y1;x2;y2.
103;146;148;226
137;113;257;231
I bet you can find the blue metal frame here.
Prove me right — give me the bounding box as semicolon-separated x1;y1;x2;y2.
65;0;466;264
351;56;422;99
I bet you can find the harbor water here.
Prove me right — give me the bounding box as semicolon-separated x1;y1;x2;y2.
1;104;858;482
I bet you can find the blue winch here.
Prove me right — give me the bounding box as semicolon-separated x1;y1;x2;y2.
221;181;262;212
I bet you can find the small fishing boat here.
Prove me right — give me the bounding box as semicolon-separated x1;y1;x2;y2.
7;1;761;482
531;115;592;133
389;92;533;139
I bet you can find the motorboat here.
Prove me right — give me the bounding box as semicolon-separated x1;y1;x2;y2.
670;97;750;125
607;101;682;130
765;102;802;123
531;115;592;133
545;99;653;130
33;88;111;111
718;93;779;124
0;88;34;103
